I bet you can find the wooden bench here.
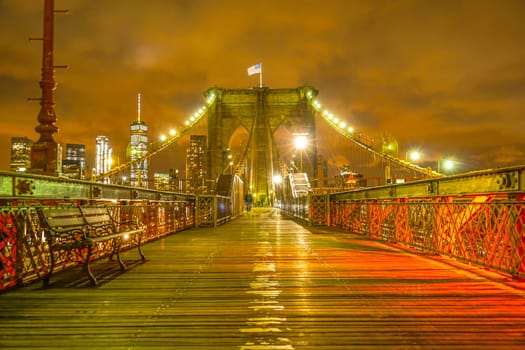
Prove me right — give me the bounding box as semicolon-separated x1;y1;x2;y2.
36;206;146;286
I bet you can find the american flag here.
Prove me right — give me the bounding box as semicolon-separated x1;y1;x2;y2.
247;63;261;75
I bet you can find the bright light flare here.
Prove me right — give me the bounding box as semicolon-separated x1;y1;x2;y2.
272;175;283;184
443;159;455;170
408;150;421;162
294;134;308;150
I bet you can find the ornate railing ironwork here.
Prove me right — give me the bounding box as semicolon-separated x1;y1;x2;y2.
196;195;234;227
328;198;525;278
0;170;241;292
0;199;196;291
280;196;309;221
280;166;525;278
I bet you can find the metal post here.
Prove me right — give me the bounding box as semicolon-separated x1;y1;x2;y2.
30;0;67;176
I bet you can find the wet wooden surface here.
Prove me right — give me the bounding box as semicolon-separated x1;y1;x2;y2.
1;208;525;349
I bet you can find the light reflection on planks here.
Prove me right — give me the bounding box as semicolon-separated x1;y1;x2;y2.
1;208;525;349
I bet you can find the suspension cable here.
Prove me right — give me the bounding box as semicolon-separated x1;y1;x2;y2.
307;96;443;178
94;92;217;181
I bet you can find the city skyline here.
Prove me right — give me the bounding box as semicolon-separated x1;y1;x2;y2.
1;0;524;175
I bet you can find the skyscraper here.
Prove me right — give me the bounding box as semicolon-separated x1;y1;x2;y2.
10;137;34;172
62;143;86;179
153;173;170;191
128;93;148;188
95;136;112;183
186;135;208;193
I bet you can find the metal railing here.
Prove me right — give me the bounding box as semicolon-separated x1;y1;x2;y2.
0;199;195;291
328;198;525;278
196;195;232;227
0;170;241;292
280;166;525;278
279;196;309;221
287;195;525;278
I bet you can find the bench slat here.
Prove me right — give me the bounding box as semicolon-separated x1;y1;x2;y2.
44;217;85;229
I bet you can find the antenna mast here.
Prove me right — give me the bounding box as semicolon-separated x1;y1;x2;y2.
137;93;142;122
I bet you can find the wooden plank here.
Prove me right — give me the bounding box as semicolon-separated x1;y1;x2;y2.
1;208;525;349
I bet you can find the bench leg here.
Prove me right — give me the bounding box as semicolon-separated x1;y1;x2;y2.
43;248;56;288
114;239;125;272
137;235;146;262
85;244;98;286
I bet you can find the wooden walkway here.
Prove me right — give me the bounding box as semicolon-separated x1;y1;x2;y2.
1;208;525;349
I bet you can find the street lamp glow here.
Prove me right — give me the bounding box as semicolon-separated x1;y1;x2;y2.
294;134;308;150
272;175;283;184
407;150;421;162
293;133;308;172
443;159;455;171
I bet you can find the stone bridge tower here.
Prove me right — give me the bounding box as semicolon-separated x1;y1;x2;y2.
206;86;318;205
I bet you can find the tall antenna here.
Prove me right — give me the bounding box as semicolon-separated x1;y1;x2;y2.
137;93;142;122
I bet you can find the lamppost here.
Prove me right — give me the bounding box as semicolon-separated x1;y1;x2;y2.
30;0;68;176
294;133;308;172
438;158;456;173
271;174;283;207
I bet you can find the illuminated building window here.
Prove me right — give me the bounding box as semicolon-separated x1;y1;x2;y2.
10;137;33;172
95;136;112;184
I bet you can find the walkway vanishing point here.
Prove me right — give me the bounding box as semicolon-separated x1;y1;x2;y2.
1;209;525;349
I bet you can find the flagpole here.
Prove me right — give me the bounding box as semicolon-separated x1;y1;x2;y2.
259;62;263;88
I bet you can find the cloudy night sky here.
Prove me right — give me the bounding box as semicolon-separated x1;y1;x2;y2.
1;0;524;175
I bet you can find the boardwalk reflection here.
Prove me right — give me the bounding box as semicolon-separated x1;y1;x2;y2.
1;208;525;349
